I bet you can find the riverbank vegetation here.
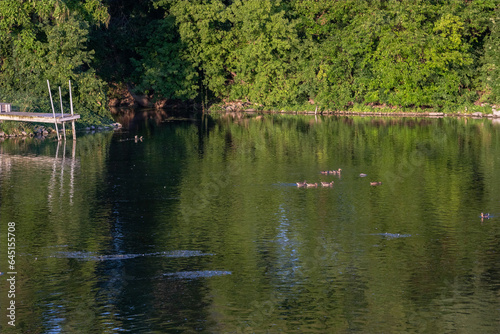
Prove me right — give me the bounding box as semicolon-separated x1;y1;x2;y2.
0;0;110;126
1;0;499;122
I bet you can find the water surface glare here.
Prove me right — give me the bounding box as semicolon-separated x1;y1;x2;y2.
1;114;500;333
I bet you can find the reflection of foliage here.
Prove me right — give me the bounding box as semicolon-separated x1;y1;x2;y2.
171;114;500;332
1;116;500;332
60;300;98;334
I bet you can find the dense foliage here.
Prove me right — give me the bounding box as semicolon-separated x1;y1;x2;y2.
1;0;499;115
0;0;109;124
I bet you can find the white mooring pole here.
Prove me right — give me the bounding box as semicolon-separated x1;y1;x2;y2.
69;80;76;140
47;80;60;141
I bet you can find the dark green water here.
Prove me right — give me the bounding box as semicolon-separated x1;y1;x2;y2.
1;112;500;333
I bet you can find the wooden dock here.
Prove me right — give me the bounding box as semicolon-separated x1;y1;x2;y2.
2;77;83;141
0;110;80;141
0;80;83;140
0;111;80;124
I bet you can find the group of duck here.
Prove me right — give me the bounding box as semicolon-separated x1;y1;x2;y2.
296;168;382;188
297;170;491;221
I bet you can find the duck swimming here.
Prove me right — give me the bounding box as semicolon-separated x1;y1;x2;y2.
320;169;342;175
481;212;491;219
321;181;334;187
370;182;382;186
306;183;318;188
296;181;307;187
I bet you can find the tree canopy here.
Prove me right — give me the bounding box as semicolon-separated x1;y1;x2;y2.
0;0;109;122
1;0;499;116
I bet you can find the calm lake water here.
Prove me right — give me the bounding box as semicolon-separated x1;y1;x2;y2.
1;111;500;333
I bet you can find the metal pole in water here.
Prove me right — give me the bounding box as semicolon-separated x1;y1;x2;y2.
69;80;76;140
59;86;66;141
47;80;60;141
69;80;74;116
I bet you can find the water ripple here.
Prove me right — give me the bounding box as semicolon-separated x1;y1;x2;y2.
162;270;232;279
47;250;213;261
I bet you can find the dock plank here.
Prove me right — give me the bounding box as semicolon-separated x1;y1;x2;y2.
0;112;80;124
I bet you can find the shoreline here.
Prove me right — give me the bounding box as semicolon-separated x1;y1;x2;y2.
2;107;498;139
226;109;500;119
212;101;500;118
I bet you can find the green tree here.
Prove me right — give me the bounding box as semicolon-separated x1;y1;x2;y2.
224;0;300;106
292;0;372;110
365;5;475;108
0;0;109;119
481;6;500;104
27;0;496;113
